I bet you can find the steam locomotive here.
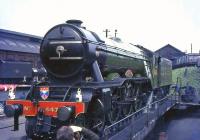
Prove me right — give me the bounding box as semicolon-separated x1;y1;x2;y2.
5;20;172;139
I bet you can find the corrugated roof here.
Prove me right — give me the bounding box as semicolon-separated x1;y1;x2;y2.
0;29;42;41
0;29;42;54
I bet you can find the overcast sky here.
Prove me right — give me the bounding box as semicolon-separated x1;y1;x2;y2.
0;0;200;53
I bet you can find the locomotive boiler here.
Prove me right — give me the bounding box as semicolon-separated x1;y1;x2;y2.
40;20;146;82
5;20;172;139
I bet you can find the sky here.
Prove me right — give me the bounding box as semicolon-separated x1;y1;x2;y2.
0;0;200;53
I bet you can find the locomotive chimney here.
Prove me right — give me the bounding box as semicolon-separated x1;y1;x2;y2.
66;20;83;27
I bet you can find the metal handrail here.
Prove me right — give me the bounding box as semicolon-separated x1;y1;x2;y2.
103;94;176;138
103;84;200;139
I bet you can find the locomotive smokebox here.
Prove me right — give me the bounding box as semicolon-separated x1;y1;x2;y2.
40;21;98;79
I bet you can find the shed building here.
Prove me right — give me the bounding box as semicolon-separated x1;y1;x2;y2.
0;29;42;83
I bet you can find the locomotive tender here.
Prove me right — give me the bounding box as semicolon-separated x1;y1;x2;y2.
5;20;172;139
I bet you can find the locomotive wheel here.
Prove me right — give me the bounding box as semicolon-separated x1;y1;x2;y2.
107;95;121;124
133;83;150;111
133;85;143;111
87;99;105;134
107;82;133;124
121;82;134;116
25;117;36;139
